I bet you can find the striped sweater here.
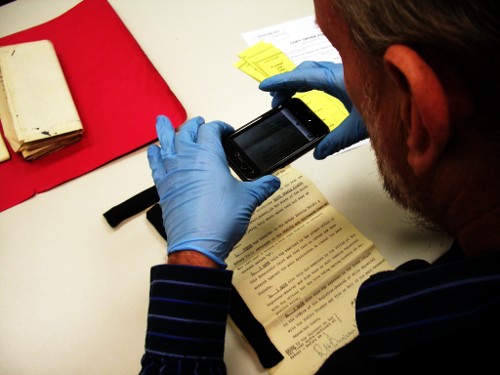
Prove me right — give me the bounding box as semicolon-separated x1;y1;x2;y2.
140;243;500;374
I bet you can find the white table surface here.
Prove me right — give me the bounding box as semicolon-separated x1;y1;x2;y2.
0;1;452;374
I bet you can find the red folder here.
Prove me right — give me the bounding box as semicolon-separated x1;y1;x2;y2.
0;0;187;212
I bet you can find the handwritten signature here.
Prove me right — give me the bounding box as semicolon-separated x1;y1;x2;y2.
312;329;357;358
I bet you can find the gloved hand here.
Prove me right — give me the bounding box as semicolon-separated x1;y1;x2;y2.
147;115;281;267
259;61;368;159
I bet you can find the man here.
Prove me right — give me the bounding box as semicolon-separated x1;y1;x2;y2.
140;0;500;373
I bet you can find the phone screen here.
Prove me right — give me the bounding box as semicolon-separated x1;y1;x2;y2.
231;108;316;171
223;98;329;181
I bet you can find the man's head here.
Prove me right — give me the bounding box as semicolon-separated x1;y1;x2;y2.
314;0;500;253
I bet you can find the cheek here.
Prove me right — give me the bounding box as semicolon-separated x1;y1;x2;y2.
344;60;395;133
342;60;365;109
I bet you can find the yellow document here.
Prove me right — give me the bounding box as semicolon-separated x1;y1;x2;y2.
235;41;349;132
226;166;392;375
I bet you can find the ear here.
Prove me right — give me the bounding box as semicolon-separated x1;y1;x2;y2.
384;45;450;177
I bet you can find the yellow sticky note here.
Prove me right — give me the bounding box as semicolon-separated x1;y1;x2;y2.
234;59;269;82
236;41;348;131
295;91;348;131
237;41;295;79
236;41;273;78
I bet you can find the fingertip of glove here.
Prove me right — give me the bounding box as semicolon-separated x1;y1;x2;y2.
313;144;334;160
218;121;235;134
147;143;160;161
156;115;170;125
259;78;275;90
259;174;281;193
270;175;281;190
313;148;327;160
193;116;205;125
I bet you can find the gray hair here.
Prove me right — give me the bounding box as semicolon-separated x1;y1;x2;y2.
334;0;500;119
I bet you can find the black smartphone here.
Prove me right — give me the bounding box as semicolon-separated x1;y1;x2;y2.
223;98;330;181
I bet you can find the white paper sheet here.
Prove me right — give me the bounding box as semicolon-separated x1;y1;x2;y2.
242;15;341;65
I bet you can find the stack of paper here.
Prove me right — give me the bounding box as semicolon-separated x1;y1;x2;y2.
0;131;9;162
0;40;83;161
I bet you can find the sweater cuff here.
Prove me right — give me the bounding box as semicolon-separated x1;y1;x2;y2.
145;264;233;361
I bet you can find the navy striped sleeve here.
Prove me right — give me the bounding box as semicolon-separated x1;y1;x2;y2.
140;264;233;375
355;250;500;359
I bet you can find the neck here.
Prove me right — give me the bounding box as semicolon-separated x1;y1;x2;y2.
456;205;500;256
436;134;500;256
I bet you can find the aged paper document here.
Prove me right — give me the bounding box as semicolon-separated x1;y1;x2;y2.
0;132;9;162
0;40;83;160
226;166;392;374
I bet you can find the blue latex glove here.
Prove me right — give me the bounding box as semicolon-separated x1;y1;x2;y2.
147;115;281;267
259;61;368;159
